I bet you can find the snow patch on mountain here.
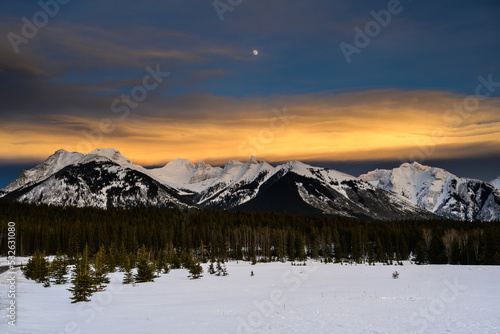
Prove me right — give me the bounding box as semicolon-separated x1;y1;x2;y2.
2;148;497;220
88;148;133;165
148;157;274;198
360;162;455;211
361;162;500;221
7;160;195;210
0;149;85;196
490;177;500;189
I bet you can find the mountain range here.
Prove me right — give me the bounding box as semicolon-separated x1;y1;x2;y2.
1;148;499;221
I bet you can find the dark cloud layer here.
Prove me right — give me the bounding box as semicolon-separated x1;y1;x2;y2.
0;0;499;184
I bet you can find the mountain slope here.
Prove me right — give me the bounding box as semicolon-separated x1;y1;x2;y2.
238;169;435;220
3;148;495;220
490;177;500;189
147;156;434;220
0;149;85;196
360;162;500;221
1;151;196;210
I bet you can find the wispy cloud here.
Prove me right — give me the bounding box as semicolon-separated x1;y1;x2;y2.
1;89;499;165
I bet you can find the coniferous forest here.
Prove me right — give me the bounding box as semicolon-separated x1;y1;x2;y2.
1;200;499;265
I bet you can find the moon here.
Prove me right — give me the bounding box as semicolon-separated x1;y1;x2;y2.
253;50;259;56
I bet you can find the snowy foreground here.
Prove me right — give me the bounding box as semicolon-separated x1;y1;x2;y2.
1;261;500;334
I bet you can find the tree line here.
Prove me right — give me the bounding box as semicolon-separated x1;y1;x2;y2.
1;200;499;265
22;243;211;302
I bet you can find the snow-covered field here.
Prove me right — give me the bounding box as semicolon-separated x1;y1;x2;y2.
1;261;499;334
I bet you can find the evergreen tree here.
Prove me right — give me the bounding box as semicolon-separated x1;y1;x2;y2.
3;200;500;267
50;254;69;284
169;251;182;269
154;250;163;275
208;260;216;275
155;250;170;275
428;237;447;264
188;259;203;279
162;256;171;274
22;252;36;280
135;246;155;283
68;246;94;303
118;242;128;271
414;240;427;265
106;243;119;273
310;234;320;260
122;253;134;284
295;234;306;261
181;251;194;269
92;245;110;292
221;262;228;276
23;250;50;284
215;259;223;276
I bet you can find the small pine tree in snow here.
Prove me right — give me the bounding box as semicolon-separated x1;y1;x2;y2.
68;246;94;303
161;252;172;274
208;260;216;275
215;259;223;276
122;253;134;285
23;250;51;285
134;246;155;283
163;261;171;274
92;245;110;292
181;251;194;269
50;254;69;285
392;271;399;279
188;260;203;279
169;251;182;269
155;250;165;276
106;243;119;273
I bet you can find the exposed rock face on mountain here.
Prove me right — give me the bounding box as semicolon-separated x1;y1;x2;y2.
0;149;195;210
360;162;500;221
490;177;500;190
2;149;498;221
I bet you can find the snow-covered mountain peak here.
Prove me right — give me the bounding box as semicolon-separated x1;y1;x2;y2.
223;160;244;170
282;160;356;189
2;148;498;221
195;161;208;168
163;158;196;172
0;149;85;195
54;148;70;155
88;148;132;165
147;159;200;187
361;163;500;221
399;161;431;172
250;156;260;164
281;160;311;174
360;162;459;206
490;177;500;189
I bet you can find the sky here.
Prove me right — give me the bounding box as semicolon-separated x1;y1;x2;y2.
1;0;499;188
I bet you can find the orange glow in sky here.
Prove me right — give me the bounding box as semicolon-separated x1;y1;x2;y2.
1;89;499;166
